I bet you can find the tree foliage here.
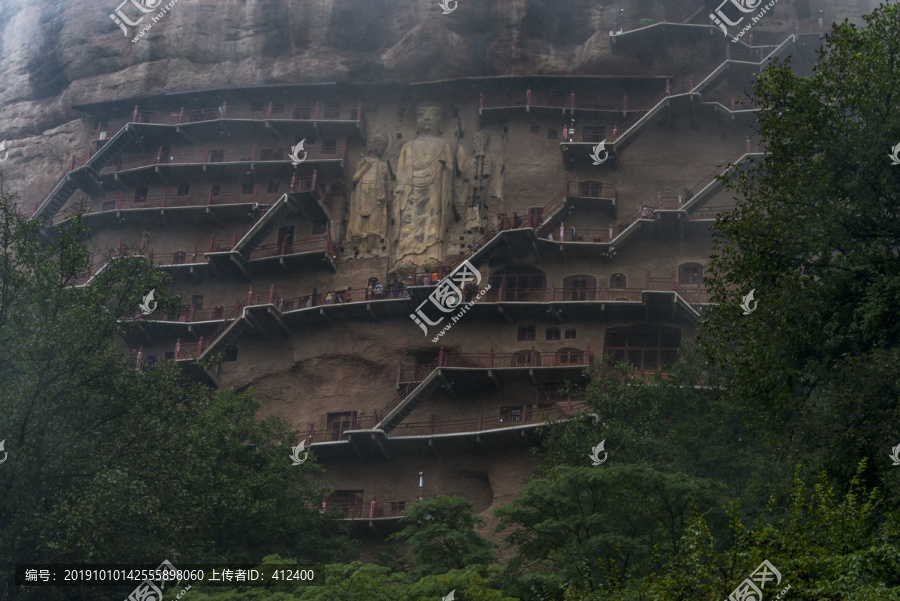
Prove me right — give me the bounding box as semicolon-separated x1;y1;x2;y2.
0;197;354;601
388;496;497;580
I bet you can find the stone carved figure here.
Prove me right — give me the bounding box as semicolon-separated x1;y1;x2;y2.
347;130;390;252
461;130;494;230
393;102;453;270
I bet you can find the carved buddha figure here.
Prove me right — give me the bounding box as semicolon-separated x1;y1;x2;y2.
461;130;493;230
392;102;453;270
346;130;390;251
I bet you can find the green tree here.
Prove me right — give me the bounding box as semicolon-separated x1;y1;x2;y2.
704;2;900;494
388;496;498;580
0;197;355;601
494;464;726;596
562;463;900;601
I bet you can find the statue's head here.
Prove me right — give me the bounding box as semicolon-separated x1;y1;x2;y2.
416;102;444;136
368;130;389;157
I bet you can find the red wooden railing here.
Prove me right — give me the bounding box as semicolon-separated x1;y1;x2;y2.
107;143;345;173
322;499;409;520
52;187;286;223
249;232;334;260
94;102;364;139
611;0;705;33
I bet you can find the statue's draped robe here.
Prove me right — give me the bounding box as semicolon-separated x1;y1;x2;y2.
393;136;452;266
347;158;388;240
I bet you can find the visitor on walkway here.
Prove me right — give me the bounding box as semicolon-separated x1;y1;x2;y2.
571;225;577;241
641;205;650;219
345;287;352;303
366;282;374;300
513;212;522;228
374;281;384;299
311;287;318;306
560;222;565;241
548;232;553;240
608;225;614;241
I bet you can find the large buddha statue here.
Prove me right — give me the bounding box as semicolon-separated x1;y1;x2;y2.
392;102;453;270
346;130;390;253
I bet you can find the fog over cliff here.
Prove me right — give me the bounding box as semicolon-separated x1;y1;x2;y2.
0;0;883;205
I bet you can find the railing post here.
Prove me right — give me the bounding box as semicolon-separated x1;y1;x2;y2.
232;232;237;248
198;336;204;355
118;190;124;209
731;97;736;111
178;107;184;124
746;136;751;153
266;102;272;119
156;146;163;164
657;191;662;209
499;280;504;300
439;345;444;367
489;348;494;368
252;142;256;161
479;93;484;112
612;126;618;141
175;339;181;359
221;101;227;116
269;284;275;304
526;88;531;111
253;183;258;204
248;287;253;306
192;245;198;263
314;101;320;121
208;234;215;253
430;415;435;435
531;345;536;365
207;186;213;206
290;174;296;192
551;283;556;301
522;404;528;424
136;347;143;367
726;44;731;61
666;80;671;96
357;101;362;121
478;411;483;431
396;364;402;388
370;500;376;518
623;94;627;112
189;306;195;322
203;144;209;163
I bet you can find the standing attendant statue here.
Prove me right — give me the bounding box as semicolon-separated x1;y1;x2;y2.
461;131;494;231
347;130;390;253
393;102;454;271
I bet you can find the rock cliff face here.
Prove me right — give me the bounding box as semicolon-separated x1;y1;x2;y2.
0;0;882;206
